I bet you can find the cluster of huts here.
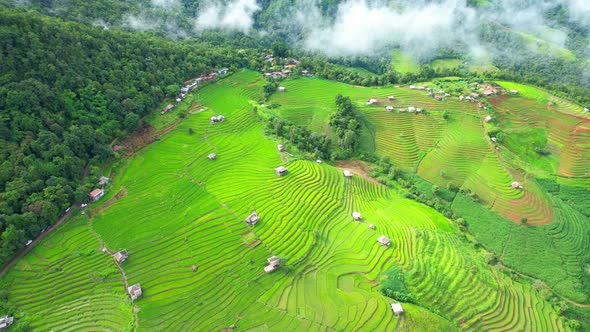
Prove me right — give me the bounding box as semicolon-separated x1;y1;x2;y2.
161;68;229;115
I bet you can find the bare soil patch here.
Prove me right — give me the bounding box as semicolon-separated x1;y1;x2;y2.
335;160;383;186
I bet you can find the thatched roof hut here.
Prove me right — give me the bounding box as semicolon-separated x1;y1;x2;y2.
377;235;391;247
352;212;362;221
275;166;288;176
245;211;259;225
391;303;404;315
128;284;142;300
113;250;128;264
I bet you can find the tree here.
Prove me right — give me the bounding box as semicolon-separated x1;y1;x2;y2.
123;113;140;131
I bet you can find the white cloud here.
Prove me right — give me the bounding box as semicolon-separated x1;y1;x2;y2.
195;0;261;33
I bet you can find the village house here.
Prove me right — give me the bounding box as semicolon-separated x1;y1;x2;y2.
368;224;375;230
264;256;280;273
180;87;189;94
316;160;323;164
408;106;416;113
509;90;518;94
277;144;285;152
484;116;493;123
434;96;443;101
161;104;174;115
210;116;217;123
99;176;110;187
352;212;362;221
491;137;497;143
399;108;407;113
343;170;353;178
218;68;229;75
391;303;404;316
128;284;142;301
367;98;378;105
584;107;589;113
275;166;288;177
377;235;391;247
386;106;394;112
0;316;13;331
208;153;217;160
512;181;523;189
89;188;104;202
245;211;259;225
113;250;128;264
278;86;286;92
175;98;181;103
416;108;422;113
388;96;395;100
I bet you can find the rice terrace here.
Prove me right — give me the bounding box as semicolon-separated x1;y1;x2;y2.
0;66;588;331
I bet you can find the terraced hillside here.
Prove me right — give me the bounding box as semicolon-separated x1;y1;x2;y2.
1;70;571;330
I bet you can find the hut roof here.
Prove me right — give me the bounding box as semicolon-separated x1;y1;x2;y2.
113;250;128;263
275;166;288;176
267;256;279;265
511;181;520;188
89;188;104;200
264;265;277;273
343;170;353;177
0;316;13;330
352;212;362;220
128;284;142;300
377;235;391;246
391;303;404;314
277;144;285;152
98;176;110;186
368;224;375;229
388;96;395;100
484;116;492;122
245;211;259;225
208;153;217;160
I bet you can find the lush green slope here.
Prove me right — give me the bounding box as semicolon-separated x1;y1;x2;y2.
1;71;570;330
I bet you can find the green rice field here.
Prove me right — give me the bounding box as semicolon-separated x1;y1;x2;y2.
2;70;587;331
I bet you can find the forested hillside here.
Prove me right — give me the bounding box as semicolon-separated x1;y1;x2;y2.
0;7;255;264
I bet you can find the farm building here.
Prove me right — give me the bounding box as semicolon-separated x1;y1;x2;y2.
484;116;493;123
99;176;110;186
245;211;259;225
408;106;416;113
585;108;589;112
416;108;422;113
491;137;497;143
161;104;174;115
391;303;404;316
434;96;443;101
343;170;353;177
89;188;104;201
180;87;189;94
316;160;323;164
388;96;395;100
511;181;522;189
264;256;280;273
509;90;518;94
459;95;465;100
0;316;13;331
377;235;391;247
275;166;288;177
113;250;128;264
368;224;375;229
208;153;217;160
386;106;394;112
367;98;378;105
352;212;362;221
128;284;142;301
277;144;285;152
278;86;286;92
